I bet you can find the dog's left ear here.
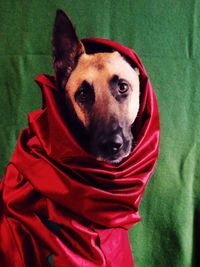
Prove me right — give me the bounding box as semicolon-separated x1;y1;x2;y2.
52;10;85;89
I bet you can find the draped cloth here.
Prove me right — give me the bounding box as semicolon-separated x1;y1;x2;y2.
0;38;160;267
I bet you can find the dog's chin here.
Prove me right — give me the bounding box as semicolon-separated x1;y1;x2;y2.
95;147;132;165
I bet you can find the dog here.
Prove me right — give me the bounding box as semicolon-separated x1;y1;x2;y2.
0;10;161;267
53;10;140;164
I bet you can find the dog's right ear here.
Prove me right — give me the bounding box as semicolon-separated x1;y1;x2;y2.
52;10;85;89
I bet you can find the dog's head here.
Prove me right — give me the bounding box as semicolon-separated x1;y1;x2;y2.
52;10;140;164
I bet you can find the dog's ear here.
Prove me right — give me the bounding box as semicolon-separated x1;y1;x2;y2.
52;10;85;89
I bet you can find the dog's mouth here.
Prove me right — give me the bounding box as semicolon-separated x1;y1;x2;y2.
96;149;131;164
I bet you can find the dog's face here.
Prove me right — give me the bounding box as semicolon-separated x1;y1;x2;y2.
53;10;140;164
66;52;140;163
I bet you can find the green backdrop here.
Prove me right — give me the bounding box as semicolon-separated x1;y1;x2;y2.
0;1;199;266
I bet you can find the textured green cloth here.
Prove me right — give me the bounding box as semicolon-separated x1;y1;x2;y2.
0;1;199;266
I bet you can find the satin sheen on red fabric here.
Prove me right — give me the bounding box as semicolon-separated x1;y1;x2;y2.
0;38;160;267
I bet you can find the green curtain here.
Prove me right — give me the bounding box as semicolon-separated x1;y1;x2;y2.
0;1;199;266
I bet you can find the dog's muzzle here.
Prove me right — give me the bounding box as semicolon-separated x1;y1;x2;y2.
99;133;123;155
89;118;132;163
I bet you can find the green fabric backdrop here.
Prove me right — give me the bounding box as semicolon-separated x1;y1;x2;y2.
0;1;199;266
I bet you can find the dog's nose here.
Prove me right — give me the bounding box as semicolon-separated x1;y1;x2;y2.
100;134;123;154
110;134;123;153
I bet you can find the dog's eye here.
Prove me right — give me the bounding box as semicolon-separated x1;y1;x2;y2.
75;81;95;107
75;83;91;102
118;82;129;94
77;89;89;102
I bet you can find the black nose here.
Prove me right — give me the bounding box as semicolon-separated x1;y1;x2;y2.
100;134;123;154
110;135;123;153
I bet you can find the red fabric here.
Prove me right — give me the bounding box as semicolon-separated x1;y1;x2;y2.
0;38;160;267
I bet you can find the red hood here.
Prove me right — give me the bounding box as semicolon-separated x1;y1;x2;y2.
0;38;160;267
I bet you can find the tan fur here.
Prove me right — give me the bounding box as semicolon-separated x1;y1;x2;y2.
66;51;140;127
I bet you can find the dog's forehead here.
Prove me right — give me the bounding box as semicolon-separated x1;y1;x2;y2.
79;51;123;70
67;51;139;89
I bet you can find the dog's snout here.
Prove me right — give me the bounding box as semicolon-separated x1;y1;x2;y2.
110;134;123;153
100;134;123;154
89;117;133;162
110;120;119;132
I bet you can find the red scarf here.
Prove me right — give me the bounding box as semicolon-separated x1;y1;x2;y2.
0;38;160;267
